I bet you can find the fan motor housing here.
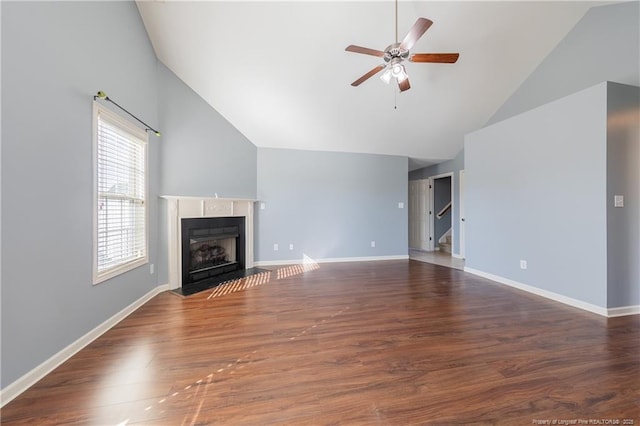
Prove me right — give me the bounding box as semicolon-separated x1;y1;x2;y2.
383;43;409;62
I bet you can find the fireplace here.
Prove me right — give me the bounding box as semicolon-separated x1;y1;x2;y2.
162;196;257;295
181;216;245;292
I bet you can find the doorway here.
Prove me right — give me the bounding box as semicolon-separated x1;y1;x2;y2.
430;173;453;254
409;172;464;269
408;173;454;253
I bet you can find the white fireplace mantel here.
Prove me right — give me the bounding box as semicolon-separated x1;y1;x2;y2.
161;196;257;290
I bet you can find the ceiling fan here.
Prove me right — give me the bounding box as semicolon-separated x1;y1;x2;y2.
345;3;459;92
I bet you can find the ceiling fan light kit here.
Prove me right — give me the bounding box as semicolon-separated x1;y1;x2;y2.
390;62;407;80
380;59;407;84
345;5;459;93
380;69;393;84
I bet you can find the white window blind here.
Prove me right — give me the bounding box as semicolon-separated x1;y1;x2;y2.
93;102;148;284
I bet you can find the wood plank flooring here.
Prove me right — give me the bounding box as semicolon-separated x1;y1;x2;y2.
2;260;639;425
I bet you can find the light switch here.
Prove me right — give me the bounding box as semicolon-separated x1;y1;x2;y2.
260;202;266;210
614;195;624;207
398;202;405;209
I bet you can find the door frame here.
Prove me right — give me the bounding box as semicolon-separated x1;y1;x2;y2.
459;169;466;259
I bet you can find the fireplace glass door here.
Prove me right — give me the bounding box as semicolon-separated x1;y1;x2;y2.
181;217;245;289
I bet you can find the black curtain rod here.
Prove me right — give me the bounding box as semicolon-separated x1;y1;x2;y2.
94;91;161;136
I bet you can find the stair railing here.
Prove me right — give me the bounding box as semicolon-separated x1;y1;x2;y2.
436;201;452;219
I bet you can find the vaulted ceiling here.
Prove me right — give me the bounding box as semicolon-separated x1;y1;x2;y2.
137;1;605;170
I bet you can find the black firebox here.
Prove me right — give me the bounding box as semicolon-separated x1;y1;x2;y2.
181;216;245;294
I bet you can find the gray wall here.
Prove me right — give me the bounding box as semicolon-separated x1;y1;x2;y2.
606;82;640;308
409;149;464;255
157;63;257;199
256;148;408;263
409;150;464;181
489;1;640;125
465;0;640;310
465;83;608;307
155;62;257;285
1;1;160;388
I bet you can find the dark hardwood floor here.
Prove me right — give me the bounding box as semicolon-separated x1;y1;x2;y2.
2;260;639;425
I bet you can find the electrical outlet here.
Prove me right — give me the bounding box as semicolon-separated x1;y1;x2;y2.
398;202;404;209
273;243;279;251
614;195;624;207
289;243;294;250
371;240;376;248
520;260;527;270
260;202;266;210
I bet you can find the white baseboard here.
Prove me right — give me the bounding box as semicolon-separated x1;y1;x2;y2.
0;284;170;407
255;254;409;267
463;267;610;317
452;253;465;259
607;305;640;317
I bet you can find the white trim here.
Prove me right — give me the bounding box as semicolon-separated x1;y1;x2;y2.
428;178;435;252
255;255;409;267
452;253;464;259
161;195;258;202
0;284;170;407
607;305;640;317
459;169;465;260
95;257;149;285
463;267;609;317
429;172;454;180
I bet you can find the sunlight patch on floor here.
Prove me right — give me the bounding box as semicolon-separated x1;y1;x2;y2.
206;255;321;300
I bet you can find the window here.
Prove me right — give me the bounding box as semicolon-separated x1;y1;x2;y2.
93;102;148;284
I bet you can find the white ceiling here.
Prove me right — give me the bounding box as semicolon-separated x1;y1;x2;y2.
137;1;605;170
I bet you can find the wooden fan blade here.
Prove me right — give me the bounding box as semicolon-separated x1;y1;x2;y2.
399;18;433;51
351;65;386;87
345;45;385;57
398;78;411;92
410;53;460;63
